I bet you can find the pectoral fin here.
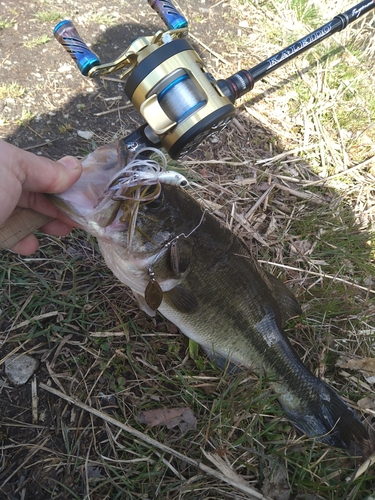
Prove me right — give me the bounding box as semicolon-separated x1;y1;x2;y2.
164;285;198;313
201;346;245;374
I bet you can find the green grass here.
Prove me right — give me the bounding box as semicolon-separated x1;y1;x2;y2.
1;208;374;498
0;18;15;29
35;11;64;23
0;82;25;99
273;0;323;26
290;0;322;25
90;13;119;26
24;34;51;48
16;109;35;126
257;0;375;184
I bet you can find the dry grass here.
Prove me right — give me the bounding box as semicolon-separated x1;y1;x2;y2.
1;0;375;498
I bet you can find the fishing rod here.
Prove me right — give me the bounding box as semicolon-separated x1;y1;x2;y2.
53;0;375;159
0;0;374;250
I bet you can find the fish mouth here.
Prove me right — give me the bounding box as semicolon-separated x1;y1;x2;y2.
49;141;187;247
48;141;123;229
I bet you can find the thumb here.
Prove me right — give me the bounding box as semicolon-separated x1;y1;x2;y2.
21;154;82;194
2;140;82;194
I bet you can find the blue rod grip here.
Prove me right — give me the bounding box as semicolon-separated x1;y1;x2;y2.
148;0;188;30
54;20;101;76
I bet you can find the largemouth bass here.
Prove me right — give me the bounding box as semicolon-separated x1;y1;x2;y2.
50;141;369;453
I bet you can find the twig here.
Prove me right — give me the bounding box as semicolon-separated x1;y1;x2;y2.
23;138;59;151
9;311;62;332
212;0;226;7
257;260;375;294
189;32;230;65
245;184;276;220
348;450;375;482
303;156;375;186
31;376;38;424
255;145;318;165
94;104;133;116
49;334;73;370
89;331;129;337
274;182;325;204
40;382;271;500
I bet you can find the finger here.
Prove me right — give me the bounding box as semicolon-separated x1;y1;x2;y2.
0;140;83;226
40;219;75;237
10;234;40;255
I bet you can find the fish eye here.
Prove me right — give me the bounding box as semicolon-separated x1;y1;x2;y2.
146;195;164;211
144;187;165;212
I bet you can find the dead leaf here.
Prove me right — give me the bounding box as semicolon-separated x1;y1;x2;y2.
336;356;375;375
290;239;312;256
200;383;217;396
262;461;290;500
199;168;209;178
138;407;197;432
357;397;375;409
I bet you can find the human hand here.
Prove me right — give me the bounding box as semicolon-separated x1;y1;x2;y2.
0;140;83;255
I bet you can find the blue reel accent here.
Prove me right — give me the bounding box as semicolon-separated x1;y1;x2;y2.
54;20;101;76
158;74;188;100
148;0;188;30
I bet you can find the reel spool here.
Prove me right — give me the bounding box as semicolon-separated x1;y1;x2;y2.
124;38;236;159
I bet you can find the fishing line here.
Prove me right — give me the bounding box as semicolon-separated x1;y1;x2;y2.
144;209;208;277
143;208;208;311
158;72;206;123
168;209;207;245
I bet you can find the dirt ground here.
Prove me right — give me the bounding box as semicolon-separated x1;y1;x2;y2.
1;0;375;499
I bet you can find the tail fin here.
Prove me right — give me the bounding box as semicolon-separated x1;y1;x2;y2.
283;380;369;454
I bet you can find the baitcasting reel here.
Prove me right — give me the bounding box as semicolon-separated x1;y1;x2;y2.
54;0;236;159
53;0;375;159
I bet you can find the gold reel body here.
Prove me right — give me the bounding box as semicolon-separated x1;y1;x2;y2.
124;38;235;158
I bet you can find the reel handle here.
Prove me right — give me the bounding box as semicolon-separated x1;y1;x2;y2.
148;0;188;30
54;20;101;76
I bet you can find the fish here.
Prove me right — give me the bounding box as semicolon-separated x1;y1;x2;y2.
49;140;369;453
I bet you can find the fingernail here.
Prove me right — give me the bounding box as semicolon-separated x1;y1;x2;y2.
59;156;80;171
